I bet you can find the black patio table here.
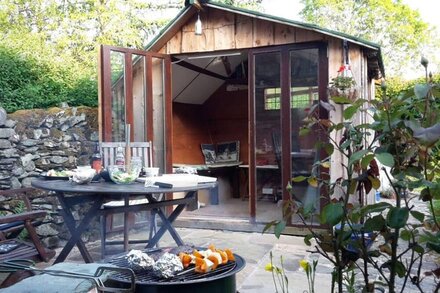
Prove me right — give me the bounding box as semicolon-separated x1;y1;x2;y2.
31;178;217;264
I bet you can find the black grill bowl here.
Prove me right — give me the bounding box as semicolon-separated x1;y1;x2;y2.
106;253;246;293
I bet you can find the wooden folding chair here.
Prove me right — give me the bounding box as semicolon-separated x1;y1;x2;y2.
99;141;159;258
0;188;55;287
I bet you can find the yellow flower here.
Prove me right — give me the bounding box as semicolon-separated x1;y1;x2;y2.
299;259;309;271
265;263;274;272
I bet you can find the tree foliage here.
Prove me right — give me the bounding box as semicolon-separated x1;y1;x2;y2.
0;45;98;112
0;0;262;112
265;60;440;292
300;0;438;77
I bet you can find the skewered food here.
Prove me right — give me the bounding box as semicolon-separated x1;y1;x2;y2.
178;244;235;274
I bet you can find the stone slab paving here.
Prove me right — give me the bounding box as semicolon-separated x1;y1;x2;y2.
56;225;439;292
59;228;333;292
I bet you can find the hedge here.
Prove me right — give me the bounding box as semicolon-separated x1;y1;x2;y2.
0;46;98;113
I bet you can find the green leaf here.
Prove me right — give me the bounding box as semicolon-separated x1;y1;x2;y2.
334;123;344;131
331;96;352;104
387;207;409;229
367;250;381;257
349;149;369;166
343;105;359;120
348;179;357;195
375;152;395;167
369;176;381;190
262;220;278;234
361;154;375;169
350;211;361;223
321;161;331;168
304;234;313;246
395;261;406;278
321;202;344;226
299;127;311;136
323;143;334;156
400;229;411;241
410;210;425;222
361;202;392;216
413;244;425;254
414;84;430;99
420;187;433;201
308;177;318;187
427;241;440;253
364;215;386;232
274;221;286;238
303;201;316;216
292;176;307;182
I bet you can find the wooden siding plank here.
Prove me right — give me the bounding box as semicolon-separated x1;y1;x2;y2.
210;9;235;50
348;44;362;86
274;23;296;45
181;18;200;53
167;30;182;54
295;27;322;43
253;18;274;47
235;14;253;48
181;12;214;53
158;9;342;54
326;36;343;80
200;9;216;52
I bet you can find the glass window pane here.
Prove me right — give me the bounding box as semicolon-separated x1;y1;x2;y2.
152;57;165;171
110;51;126;142
290;48;320;225
254;52;282;222
132;54;147;142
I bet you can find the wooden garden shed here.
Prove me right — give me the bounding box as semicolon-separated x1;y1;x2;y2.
98;0;384;229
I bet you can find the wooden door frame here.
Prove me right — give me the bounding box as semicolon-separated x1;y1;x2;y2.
99;45;172;172
99;45;173;224
248;42;328;224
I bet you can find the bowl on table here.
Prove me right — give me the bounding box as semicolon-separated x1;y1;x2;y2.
108;165;141;184
143;167;160;187
71;168;96;184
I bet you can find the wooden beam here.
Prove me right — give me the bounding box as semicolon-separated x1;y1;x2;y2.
171;56;228;80
221;56;232;76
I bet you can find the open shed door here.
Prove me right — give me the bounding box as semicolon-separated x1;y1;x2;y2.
99;45;172;173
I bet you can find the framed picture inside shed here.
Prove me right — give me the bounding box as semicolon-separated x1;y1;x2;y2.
215;141;240;163
201;141;240;164
201;144;217;164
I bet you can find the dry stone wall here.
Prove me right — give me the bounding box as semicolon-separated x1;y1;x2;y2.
0;106;100;248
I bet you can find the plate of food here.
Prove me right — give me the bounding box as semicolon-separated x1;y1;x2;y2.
41;169;74;180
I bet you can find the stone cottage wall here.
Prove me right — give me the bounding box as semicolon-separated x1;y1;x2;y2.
0;106;100;248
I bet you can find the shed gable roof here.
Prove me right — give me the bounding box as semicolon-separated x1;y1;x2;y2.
146;0;384;77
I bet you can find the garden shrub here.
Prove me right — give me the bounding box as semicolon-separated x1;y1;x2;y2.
0;45;98;113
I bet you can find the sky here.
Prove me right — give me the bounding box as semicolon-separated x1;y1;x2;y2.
261;0;439;31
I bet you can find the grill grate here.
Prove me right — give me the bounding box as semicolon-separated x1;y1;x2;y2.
107;249;239;285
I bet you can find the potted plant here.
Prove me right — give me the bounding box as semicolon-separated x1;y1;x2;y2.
265;59;440;293
328;66;358;104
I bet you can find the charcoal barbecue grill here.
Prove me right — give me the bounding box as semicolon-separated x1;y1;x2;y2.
105;248;245;293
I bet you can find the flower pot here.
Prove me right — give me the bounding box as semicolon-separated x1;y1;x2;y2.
334;223;373;254
328;86;359;104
